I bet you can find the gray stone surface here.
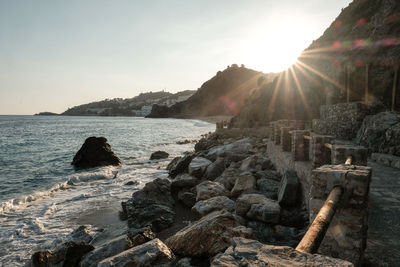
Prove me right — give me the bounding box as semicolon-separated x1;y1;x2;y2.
256;178;279;199
80;235;133;267
188;157;212;178
191;196;235;217
230;174;256;197
196;181;229;201
211;237;353;266
98;239;175;267
235;193;281;223
371;153;400;169
204;157;226;180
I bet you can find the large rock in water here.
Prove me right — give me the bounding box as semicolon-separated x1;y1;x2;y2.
98;239;175;267
357;111;400;156
211;237;353;266
150;150;169;160
165;211;249;257
124;178;175;232
72;137;121;168
31;241;94;267
168;154;194;178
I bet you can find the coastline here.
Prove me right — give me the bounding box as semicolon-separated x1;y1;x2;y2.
193;115;232;124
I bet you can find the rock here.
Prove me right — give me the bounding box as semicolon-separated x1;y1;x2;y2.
211;237;353;266
239;156;257;171
31;241;94;267
176;257;195;267
80;235;133;267
71;137;121;169
215;168;242;191
188;157;212;178
230;174;256;197
178;189;197;208
235;193;271;216
165;211;245;257
195;137;219;152
278;170;300;208
206;138;253;161
203;157;226;180
167;156;181;171
279;208;309;228
127;226;156;247
261;157;275;170
150;151;169;160
125;178;174;232
196;181;229;201
357;111;400;156
98;239;175;267
169;154;194;178
124;180;138;186
247;221;303;247
254;170;281;181
171;174;200;193
192;196;235;217
256;178;279;199
246;200;281;224
66;225;93;243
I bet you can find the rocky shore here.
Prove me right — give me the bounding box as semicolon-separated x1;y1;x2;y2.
29;129;354;266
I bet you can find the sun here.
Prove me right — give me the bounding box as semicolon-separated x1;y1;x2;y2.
245;21;314;73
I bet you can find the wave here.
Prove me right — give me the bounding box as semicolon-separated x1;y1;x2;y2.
0;167;117;214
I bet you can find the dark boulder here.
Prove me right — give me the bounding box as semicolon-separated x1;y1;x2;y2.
278;171;300;208
31;241;94;267
168;154;194;178
124;178;175;232
150;151;169;160
72;137;121;169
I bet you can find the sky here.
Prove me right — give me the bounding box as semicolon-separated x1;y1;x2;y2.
0;0;352;115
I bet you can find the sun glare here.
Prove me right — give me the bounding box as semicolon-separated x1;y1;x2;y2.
246;21;314;73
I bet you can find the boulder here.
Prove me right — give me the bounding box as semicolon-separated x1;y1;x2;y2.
188;157;212;178
124;178;174;232
31;241;94;267
278;170;299;208
71;137;121;169
239;156;257;171
165;211;246;257
150;151;169;160
215;168;242;191
191;196;235;217
127;226;156;247
230;174;256;197
254;170;281;181
203;157;226;180
169;154;194;178
98;239;175;267
195;137;219;152
206;138;253;161
171;174;200;193
80;235;133;267
66;225;93;243
256;178;279;199
261;157;275;170
247;221;303;247
235;193;281;224
211;238;353;266
357;111;400;156
167;156;181;171
178;189;197;208
196;181;229;201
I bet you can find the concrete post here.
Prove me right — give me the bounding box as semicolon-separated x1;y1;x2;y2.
291;130;310;161
309;134;333;167
281;126;293;152
309;164;372;266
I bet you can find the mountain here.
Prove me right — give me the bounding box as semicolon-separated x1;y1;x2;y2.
231;0;400;128
147;64;276;118
61;90;195;117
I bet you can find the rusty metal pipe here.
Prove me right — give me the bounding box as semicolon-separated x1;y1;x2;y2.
296;186;343;254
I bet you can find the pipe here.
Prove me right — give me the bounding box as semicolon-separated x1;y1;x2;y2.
296;186;343;254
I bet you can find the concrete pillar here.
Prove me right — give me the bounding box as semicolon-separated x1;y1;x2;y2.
291;130;310;161
281;127;293;152
309;164;371;266
270;122;276;142
309;134;332;168
331;145;368;166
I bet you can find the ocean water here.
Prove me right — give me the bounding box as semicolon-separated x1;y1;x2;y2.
0;115;214;266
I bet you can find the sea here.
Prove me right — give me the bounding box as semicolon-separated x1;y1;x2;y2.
0;115;214;266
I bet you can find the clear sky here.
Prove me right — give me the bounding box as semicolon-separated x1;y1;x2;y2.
0;0;352;115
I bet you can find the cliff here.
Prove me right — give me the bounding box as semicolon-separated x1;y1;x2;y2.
147;65;276;118
231;0;400;128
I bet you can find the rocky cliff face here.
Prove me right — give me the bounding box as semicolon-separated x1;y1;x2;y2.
231;0;400;128
147;65;275;118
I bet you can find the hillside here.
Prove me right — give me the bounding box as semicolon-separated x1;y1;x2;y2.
231;0;400;127
61;90;195;116
147;65;276;118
